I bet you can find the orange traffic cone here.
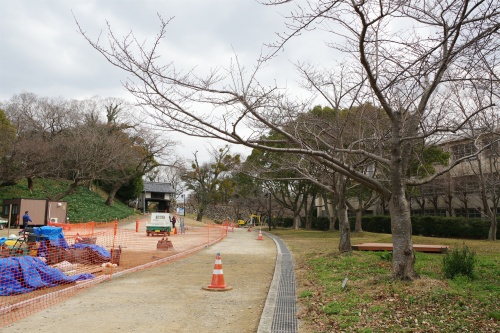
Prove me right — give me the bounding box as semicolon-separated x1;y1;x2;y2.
174;227;178;235
202;253;233;291
247;226;251;232
257;230;263;240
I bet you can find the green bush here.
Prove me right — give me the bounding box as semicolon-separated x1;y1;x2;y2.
377;251;393;261
311;216;330;230
359;215;392;234
274;217;294;228
442;244;477;279
357;215;496;239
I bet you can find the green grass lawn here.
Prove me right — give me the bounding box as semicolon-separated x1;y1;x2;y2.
271;229;500;333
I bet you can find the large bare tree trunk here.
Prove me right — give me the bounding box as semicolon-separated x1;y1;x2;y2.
27;176;34;193
105;184;120;206
389;189;419;280
354;209;363;232
196;202;207;222
337;202;351;252
196;210;205;222
293;214;301;230
51;180;80;201
489;215;498;241
305;195;314;229
323;193;337;231
337;175;351;252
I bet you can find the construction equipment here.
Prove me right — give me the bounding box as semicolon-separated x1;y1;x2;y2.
237;214;261;227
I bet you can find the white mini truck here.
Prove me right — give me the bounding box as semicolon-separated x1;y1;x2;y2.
146;213;173;236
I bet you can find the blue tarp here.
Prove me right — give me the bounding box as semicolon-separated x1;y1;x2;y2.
0;256;94;296
71;243;111;259
33;226;69;248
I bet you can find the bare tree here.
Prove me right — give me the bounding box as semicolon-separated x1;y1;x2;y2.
0;109;17;186
78;0;500;280
2;93;172;202
2;93;80;190
182;146;241;221
153;163;187;206
463;111;500;240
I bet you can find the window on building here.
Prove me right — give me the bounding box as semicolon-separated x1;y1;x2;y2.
483;137;500;157
150;192;164;199
454;208;482;218
451;142;477;160
412;209;447;217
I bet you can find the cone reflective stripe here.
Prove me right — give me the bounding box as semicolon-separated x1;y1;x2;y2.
207;252;227;289
203;252;233;291
203;252;232;291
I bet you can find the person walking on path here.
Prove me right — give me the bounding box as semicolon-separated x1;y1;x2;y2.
22;211;32;230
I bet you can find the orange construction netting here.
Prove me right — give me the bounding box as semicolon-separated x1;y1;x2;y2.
0;216;233;327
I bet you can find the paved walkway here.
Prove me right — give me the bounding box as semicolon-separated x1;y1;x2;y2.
4;228;299;333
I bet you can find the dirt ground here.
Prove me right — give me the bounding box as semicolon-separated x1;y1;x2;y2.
2;224;277;333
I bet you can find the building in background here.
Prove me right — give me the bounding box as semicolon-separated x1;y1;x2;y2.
138;182;175;213
1;198;68;228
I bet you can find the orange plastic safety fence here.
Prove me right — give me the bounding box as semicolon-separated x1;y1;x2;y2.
0;219;226;327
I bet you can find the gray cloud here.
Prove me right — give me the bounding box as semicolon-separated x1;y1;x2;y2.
1;0;332;160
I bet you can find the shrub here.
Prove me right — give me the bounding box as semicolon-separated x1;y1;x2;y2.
377;251;393;261
357;215;495;239
442;244;477;279
274;217;294;228
360;215;391;234
311;216;330;230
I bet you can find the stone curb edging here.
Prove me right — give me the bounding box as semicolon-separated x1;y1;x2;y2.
257;233;283;333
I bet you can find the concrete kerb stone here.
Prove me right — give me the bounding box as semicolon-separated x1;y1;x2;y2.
257;232;283;333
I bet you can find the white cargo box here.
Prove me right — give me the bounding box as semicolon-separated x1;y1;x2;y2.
147;213;172;227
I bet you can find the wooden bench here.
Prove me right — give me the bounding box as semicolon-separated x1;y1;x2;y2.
352;243;449;253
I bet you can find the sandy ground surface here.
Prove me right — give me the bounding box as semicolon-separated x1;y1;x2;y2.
3;226;277;333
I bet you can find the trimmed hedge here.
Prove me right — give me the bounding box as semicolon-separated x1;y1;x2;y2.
270;214;497;239
353;215;497;239
311;217;330;231
273;217;332;230
273;217;294;228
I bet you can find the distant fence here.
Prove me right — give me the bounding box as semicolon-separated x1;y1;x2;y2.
0;217;233;327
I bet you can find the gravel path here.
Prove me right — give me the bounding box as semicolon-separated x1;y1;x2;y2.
3;227;278;333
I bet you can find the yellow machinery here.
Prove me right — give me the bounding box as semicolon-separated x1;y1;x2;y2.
237;214;261;227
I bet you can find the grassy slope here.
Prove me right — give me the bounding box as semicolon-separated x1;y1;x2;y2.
0;178;135;222
271;229;500;333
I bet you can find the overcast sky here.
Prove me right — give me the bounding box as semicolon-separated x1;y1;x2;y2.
0;0;333;162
